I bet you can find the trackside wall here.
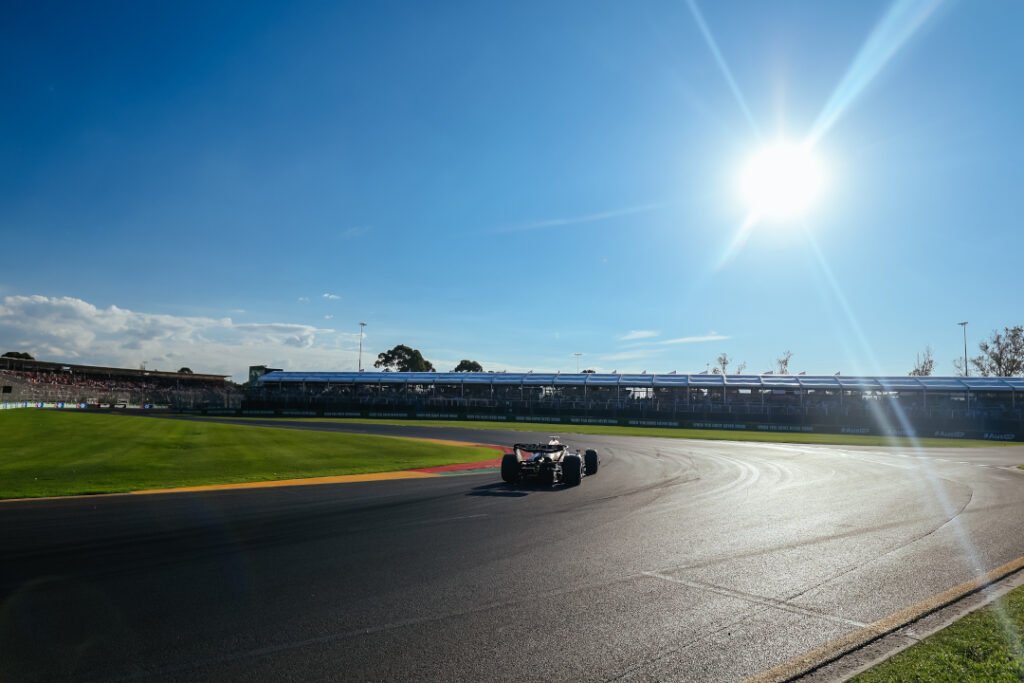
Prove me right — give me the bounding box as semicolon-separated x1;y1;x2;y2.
185;405;1023;442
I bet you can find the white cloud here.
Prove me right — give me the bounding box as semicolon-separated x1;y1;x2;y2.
0;295;360;382
492;202;665;234
322;292;340;300
339;225;370;239
620;330;660;341
658;333;730;345
297;296;310;303
599;349;661;362
324;315;334;320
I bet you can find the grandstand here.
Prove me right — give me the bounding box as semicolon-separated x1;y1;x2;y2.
0;356;240;409
244;371;1024;441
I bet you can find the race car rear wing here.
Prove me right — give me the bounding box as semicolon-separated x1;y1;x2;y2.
513;443;567;455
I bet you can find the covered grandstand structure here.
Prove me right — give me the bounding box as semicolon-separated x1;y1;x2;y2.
243;371;1024;441
0;356;239;409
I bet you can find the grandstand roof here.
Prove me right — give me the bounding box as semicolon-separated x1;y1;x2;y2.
256;372;1024;392
0;356;229;382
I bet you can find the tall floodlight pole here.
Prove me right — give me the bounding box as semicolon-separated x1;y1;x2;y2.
574;352;582;373
958;321;968;377
358;322;367;372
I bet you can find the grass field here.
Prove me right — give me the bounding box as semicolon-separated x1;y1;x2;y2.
234;416;1018;449
0;411;497;499
852;583;1024;682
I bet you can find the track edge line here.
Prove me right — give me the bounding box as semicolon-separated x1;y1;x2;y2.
742;554;1024;683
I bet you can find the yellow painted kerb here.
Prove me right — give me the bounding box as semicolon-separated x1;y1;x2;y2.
130;470;439;495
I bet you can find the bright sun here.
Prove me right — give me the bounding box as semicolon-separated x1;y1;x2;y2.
740;142;824;220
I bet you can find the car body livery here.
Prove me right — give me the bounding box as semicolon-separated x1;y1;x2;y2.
500;437;600;486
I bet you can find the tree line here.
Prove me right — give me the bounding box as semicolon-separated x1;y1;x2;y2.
711;325;1023;378
374;346;799;376
708;351;788;375
911;325;1023;377
374;345;482;373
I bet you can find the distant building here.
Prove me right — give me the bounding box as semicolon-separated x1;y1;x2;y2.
248;365;283;386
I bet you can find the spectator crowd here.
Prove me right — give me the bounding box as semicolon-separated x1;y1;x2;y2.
1;367;240;408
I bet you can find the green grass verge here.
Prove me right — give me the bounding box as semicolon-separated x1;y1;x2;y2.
851;583;1024;682
221;416;1018;449
0;411;496;499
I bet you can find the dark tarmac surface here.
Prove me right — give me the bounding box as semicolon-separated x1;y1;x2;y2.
1;419;1023;682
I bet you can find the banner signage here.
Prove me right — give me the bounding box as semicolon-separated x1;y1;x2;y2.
692;422;748;430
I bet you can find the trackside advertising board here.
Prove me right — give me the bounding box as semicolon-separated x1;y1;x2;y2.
1;401;89;410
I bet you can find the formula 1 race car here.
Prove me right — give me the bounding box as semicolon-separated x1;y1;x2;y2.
500;437;600;487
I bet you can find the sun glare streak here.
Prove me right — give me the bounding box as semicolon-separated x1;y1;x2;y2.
707;0;1022;651
716;0;951;267
802;232;885;376
803;226;1023;653
884;397;1023;656
685;0;761;137
715;211;760;270
807;0;945;146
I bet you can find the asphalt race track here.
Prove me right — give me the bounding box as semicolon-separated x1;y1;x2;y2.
2;420;1024;682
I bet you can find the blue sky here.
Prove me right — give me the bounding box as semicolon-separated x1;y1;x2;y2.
1;0;1021;381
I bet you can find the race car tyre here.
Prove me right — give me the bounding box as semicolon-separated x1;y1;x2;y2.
501;453;521;484
562;455;582;487
584;449;599;475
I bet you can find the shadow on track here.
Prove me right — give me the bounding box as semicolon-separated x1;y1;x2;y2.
466;482;572;498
